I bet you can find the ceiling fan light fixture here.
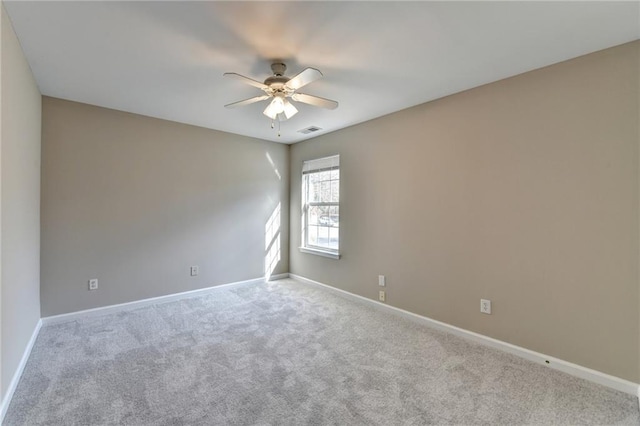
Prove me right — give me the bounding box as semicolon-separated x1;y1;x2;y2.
282;99;298;119
263;106;277;120
263;96;285;119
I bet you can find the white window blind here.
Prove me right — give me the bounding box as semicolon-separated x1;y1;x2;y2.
302;155;340;175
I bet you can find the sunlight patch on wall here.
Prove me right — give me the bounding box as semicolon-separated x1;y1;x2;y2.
266;152;282;180
265;202;281;279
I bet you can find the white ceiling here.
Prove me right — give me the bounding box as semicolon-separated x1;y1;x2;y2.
4;1;639;144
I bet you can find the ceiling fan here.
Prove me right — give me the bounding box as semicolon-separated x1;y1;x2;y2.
223;62;338;121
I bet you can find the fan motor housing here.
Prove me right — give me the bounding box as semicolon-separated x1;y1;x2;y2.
264;62;290;89
264;75;290;88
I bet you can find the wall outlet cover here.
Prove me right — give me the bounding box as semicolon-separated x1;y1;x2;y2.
481;299;492;314
88;279;98;290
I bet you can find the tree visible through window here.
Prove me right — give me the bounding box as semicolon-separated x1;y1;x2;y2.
302;155;339;255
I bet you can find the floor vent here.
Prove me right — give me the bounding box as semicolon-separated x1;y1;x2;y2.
298;126;322;134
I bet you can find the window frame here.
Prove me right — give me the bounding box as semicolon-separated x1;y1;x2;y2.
300;155;340;259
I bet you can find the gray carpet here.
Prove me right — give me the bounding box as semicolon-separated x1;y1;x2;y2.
4;278;639;425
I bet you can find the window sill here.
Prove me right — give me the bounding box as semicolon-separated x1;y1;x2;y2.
299;247;341;260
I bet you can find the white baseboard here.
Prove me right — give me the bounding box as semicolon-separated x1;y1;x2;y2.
0;319;43;423
42;276;273;326
268;273;289;281
290;273;640;397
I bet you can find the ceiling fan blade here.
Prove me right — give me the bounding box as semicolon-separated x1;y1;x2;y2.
224;95;270;109
291;93;339;110
223;72;269;90
285;68;323;90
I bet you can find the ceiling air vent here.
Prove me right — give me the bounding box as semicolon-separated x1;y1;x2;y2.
298;126;322;134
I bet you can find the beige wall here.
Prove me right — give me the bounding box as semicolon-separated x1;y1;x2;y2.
290;42;640;382
41;97;289;316
1;3;42;398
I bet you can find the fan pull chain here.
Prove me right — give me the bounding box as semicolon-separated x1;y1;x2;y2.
269;116;282;137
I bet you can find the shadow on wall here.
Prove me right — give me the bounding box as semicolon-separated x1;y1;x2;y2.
265;202;281;279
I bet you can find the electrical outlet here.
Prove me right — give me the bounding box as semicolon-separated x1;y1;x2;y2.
88;279;98;291
190;266;199;276
480;299;491;314
379;290;386;302
378;275;386;287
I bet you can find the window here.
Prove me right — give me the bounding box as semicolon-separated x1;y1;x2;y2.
300;155;340;259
